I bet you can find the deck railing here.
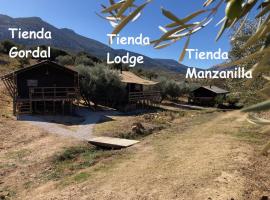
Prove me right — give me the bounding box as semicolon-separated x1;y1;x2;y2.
29;87;78;100
128;91;161;103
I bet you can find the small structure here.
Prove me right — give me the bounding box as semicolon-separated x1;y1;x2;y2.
88;136;139;149
1;60;79;115
119;71;161;104
189;85;229;106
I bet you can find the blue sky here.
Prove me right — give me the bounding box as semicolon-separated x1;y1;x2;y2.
0;0;241;68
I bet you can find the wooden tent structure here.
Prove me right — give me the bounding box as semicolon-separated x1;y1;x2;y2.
119;71;161;104
189;85;229;106
1;60;79;115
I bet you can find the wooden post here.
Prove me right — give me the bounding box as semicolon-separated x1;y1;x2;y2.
53;100;55;114
69;101;72;114
62;100;65;115
44;101;46;114
30;101;32;113
13;97;16;116
34;101;37;113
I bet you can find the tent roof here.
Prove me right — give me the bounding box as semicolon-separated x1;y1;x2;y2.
119;71;158;85
193;86;229;94
1;60;78;80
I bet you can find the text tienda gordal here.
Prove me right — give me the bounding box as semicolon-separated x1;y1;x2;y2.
106;34;150;67
8;28;51;58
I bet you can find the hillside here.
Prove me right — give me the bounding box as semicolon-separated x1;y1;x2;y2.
0;14;190;74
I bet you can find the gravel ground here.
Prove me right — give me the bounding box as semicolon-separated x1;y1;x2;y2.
18;108;119;140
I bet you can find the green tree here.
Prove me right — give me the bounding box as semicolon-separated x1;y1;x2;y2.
56;55;74;66
77;64;126;109
1;40;15;54
17;57;30;68
75;55;94;66
156;78;181;102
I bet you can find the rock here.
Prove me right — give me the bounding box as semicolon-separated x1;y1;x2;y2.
131;122;145;135
0;191;9;200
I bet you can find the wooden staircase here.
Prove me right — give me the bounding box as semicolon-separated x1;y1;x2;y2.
17;101;31;114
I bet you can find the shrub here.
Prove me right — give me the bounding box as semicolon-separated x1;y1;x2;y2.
75;55;94;66
0;43;4;53
1;40;15;54
214;95;225;106
56;55;74;66
156;78;181;102
17;57;30;68
77;64;126;108
226;93;240;105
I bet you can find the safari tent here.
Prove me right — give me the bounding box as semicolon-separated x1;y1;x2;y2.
189;85;229;106
119;71;161;104
1;60;79;115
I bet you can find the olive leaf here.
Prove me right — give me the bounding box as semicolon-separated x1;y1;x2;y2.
242;100;270;113
247;114;270;125
166;10;207;28
116;0;135;18
179;35;191;62
216;17;230;41
161;8;184;25
243;15;270;48
203;0;216;7
111;1;150;38
153;24;195;47
102;2;124;13
217;47;270;67
256;4;270;18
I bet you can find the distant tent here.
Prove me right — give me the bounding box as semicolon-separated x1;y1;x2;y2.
118;71;160;104
189;85;229;106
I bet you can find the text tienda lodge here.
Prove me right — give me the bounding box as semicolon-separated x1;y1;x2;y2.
106;34;150;67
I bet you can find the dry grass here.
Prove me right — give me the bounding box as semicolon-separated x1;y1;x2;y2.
0;56;269;199
93;110;189;139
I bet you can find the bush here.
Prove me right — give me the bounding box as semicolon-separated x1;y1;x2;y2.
1;40;15;54
75;55;94;66
56;55;74;66
226;93;240;105
17;57;30;68
36;46;68;61
0;43;4;53
77;64;126;108
156;78;181;102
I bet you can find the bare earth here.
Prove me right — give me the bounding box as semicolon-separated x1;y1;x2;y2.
1;80;269;200
1;109;269;200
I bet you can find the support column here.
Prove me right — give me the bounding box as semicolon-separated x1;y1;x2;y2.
62;100;65;115
13;98;16;116
53;100;55;114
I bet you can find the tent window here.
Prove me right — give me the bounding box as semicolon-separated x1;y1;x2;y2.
27;80;38;87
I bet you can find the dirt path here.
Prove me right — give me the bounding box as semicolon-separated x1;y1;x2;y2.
20;111;267;200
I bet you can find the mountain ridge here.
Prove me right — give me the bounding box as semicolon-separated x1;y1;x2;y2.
0;14;191;73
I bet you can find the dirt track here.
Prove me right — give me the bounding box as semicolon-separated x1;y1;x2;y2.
16;111;269;200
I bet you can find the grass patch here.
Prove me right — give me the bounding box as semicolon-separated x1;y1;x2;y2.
44;145;118;181
73;172;91;183
233;125;267;144
6;149;31;160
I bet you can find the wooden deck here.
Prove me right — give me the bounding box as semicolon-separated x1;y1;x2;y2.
128;91;161;103
29;87;78;100
88;137;139;149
